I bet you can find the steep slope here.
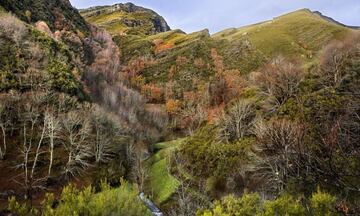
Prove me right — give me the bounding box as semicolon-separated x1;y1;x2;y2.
1;0;89;34
1;1;360;214
213;9;352;59
80;2;170;36
100;8;356;91
81;7;357;139
0;0;168;211
0;9;86;98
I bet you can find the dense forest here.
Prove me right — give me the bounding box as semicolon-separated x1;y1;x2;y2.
0;1;360;215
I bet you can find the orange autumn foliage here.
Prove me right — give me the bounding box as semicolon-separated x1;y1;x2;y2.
123;58;145;79
211;48;224;75
207;103;225;123
154;39;174;54
141;84;164;103
224;69;245;99
123;57;156;88
166;99;181;114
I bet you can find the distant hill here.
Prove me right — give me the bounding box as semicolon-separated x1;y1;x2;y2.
87;8;355;93
213;9;352;59
80;2;170;36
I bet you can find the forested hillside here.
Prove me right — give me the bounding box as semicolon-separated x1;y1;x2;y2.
0;1;166;214
0;1;360;215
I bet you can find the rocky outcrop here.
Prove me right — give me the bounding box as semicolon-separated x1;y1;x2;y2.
313;10;360;30
80;2;170;35
35;21;53;37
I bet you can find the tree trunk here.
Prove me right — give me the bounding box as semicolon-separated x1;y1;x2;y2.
31;122;46;179
48;136;54;178
0;124;6;160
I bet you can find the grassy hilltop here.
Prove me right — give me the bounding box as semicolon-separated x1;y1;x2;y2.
1;1;360;215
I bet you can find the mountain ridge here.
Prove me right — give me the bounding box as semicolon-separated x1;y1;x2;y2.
80;2;170;36
213;8;356;37
1;1;360;214
312;10;360;30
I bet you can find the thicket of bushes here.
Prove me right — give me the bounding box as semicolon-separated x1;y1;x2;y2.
197;188;337;216
7;180;150;216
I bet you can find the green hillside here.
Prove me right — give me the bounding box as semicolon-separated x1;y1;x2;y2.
101;8;354;93
213;9;351;59
80;3;170;36
1;1;360;215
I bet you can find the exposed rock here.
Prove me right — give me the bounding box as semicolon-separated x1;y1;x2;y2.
35;21;53;37
80;2;170;35
0;0;90;34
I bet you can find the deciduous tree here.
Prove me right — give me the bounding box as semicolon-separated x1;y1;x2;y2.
60;111;92;178
254;57;303;112
217;99;257;142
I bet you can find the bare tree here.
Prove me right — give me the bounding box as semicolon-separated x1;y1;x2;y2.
320;39;354;87
253;56;303;111
60;111;92;178
16;100;47;203
0;13;27;45
168;181;194;216
216;99;257;142
94;132;113;164
134;153;148;192
0;103;9;160
253;119;305;193
181;104;207;135
91;107;120;164
44;110;61;178
127;142;148;192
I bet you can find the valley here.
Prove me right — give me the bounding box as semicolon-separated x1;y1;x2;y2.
0;1;360;215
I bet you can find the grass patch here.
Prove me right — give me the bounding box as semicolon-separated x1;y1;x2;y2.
154;138;186;150
148;158;180;204
146;138;185;204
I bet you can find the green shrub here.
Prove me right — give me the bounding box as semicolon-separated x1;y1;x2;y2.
205;176;218;195
198;191;337;216
310;188;337;216
181;125;254;178
0;70;18;91
45;179;151;216
47;59;82;96
197;193;261;216
263;194;305;216
7;196;39;216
